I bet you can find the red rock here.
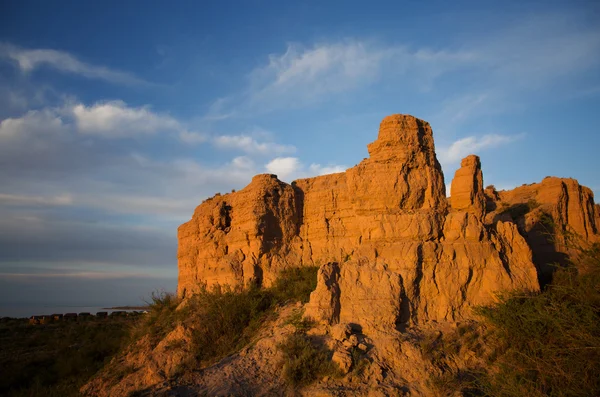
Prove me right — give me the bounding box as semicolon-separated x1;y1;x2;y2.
177;114;598;325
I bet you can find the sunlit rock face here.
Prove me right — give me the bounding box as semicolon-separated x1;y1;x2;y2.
178;114;599;326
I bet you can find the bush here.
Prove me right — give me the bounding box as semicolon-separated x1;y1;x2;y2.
188;285;274;364
474;250;600;397
136;290;182;346
277;333;340;386
270;266;319;304
186;267;319;364
285;308;314;333
0;317;133;396
127;266;319;369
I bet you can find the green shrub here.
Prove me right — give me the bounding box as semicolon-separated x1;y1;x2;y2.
0;317;133;396
187;285;274;364
135;290;182;346
186;267;319;364
284;308;314;333
474;250;600;397
349;347;369;376
125;266;320;369
277;333;340;386
270;266;319;304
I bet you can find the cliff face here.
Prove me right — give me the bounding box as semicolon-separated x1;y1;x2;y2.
178;114;599;327
484;177;600;284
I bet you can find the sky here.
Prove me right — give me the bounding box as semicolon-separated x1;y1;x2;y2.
1;0;599;310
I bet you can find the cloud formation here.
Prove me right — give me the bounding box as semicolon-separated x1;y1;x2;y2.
0;43;148;85
0;193;73;206
265;157;346;181
71;101;181;137
265;157;301;179
244;41;474;111
438;134;523;165
213;134;296;155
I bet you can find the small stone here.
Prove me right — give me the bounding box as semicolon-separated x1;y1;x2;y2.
332;349;352;374
348;334;359;347
358;343;368;352
330;323;352;341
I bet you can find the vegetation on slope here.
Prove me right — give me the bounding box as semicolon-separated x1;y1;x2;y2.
276;308;341;386
278;331;340;386
475;243;600;397
425;243;600;397
0;267;319;396
120;266;320;371
0;316;134;396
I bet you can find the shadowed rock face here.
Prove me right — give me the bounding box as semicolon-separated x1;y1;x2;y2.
485;177;600;286
178;114;599;327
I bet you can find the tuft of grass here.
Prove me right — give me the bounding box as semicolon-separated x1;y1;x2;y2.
134;290;182;346
428;370;483;397
277;333;340;386
270;266;319;304
349;347;369;376
500;199;540;220
284;308;314;333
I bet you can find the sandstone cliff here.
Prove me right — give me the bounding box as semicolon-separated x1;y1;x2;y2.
483;177;600;284
83;114;600;397
176;114;600;328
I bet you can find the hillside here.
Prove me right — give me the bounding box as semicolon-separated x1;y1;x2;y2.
81;114;600;396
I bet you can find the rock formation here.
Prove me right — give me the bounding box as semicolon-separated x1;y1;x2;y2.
484;177;600;284
450;154;485;217
177;113;600;329
84;114;600;397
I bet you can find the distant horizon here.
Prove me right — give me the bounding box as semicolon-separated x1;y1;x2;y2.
1;0;599;307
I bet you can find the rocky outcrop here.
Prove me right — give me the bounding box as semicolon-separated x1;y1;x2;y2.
494;177;599;240
178;115;448;299
177;174;301;295
450;155;485;218
484;177;600;284
178;114;587;328
82;113;600;397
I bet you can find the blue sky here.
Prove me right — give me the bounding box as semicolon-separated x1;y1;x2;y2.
1;0;599;308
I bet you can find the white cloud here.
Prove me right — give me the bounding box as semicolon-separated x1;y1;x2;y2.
0;193;73;206
253;42;474;94
433;14;600;129
265;157;301;179
203;97;236;121
259;41;381;89
0;271;161;280
308;163;346;175
178;130;208;144
265;157;346;181
231;156;255;169
233;40;476;113
0;109;67;142
438;134;523;165
437;94;490;125
0;100;208;142
217;14;600;119
1;43;147;85
71;101;181;137
213;134;296;155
